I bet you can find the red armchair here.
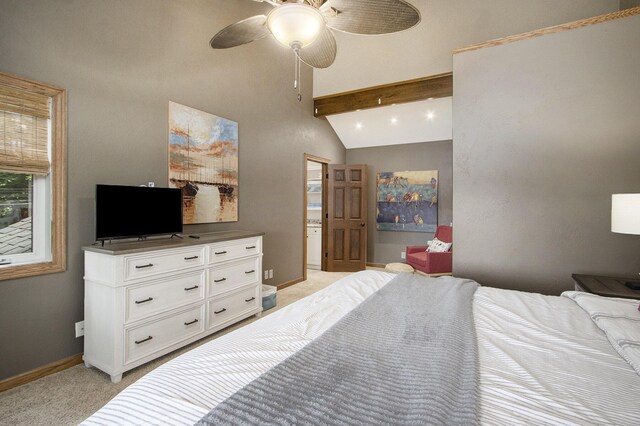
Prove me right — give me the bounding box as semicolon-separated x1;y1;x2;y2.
406;225;452;275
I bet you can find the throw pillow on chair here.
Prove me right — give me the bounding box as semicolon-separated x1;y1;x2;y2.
427;238;451;253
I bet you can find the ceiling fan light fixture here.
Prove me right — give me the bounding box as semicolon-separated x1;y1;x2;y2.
267;3;325;49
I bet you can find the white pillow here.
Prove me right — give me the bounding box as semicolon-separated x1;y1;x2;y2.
427;238;452;253
562;291;640;376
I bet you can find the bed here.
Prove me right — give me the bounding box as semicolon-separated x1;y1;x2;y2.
83;270;640;425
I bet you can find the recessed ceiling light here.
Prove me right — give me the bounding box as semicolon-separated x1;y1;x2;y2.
356;122;363;129
391;117;398;124
427;112;435;121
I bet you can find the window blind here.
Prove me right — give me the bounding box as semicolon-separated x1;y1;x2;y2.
0;85;51;175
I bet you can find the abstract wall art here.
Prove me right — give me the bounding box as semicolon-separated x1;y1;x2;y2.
168;101;238;224
376;170;438;232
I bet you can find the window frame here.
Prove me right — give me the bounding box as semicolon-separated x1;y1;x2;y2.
0;72;66;280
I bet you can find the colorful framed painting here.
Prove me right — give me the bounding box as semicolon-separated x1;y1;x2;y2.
168;101;238;224
376;170;438;232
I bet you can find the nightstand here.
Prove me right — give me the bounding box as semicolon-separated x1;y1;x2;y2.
572;274;640;299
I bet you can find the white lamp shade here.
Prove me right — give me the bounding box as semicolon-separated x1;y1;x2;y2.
267;4;325;48
611;194;640;235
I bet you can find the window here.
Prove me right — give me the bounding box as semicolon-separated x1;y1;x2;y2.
0;72;66;280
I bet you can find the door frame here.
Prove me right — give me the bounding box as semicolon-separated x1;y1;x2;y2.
303;153;330;281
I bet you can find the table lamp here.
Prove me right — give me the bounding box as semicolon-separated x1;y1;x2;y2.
611;193;640;289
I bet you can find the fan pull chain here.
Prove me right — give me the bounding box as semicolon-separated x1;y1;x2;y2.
292;44;302;102
293;50;298;91
297;54;302;102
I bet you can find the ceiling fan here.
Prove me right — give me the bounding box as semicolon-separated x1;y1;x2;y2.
210;0;421;100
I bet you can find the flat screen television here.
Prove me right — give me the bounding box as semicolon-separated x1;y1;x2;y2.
95;184;183;241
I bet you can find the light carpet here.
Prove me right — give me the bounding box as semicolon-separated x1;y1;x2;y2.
0;270;352;426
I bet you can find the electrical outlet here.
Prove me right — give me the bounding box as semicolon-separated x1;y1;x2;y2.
268;269;273;279
148;181;155;187
264;270;269;280
401;251;406;259
75;321;84;338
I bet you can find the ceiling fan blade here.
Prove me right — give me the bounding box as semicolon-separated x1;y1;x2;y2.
298;27;337;69
210;15;270;49
322;0;421;35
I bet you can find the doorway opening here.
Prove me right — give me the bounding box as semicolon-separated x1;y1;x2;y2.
303;154;329;281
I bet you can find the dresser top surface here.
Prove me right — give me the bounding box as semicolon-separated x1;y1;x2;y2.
83;230;264;255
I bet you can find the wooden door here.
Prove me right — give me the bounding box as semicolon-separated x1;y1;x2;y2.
327;165;367;272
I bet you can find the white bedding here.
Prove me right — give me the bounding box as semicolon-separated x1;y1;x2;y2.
476;287;640;425
563;291;640;376
84;271;640;425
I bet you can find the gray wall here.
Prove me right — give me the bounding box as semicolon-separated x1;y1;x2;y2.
453;14;640;295
0;0;345;380
346;141;452;265
620;1;640;9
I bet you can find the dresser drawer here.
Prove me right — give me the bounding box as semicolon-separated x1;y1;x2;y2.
208;285;260;329
208;257;260;296
209;237;261;264
124;304;204;365
124;247;206;282
125;271;206;323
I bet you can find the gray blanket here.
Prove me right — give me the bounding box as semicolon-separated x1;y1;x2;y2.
197;273;479;426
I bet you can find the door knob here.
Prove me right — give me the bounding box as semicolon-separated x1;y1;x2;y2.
360;223;365;227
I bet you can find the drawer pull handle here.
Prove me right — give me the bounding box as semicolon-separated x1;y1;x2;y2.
245;297;256;302
184;256;199;260
184;319;199;326
214;308;227;314
214;251;227;255
184;285;199;291
135;263;154;269
214;278;226;283
135;336;153;344
135;297;154;304
246;246;256;250
245;270;255;274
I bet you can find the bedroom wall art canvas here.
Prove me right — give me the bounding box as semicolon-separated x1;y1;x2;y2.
168;101;238;224
376;170;438;232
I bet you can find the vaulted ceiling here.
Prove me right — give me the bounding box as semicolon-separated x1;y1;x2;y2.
311;0;619;148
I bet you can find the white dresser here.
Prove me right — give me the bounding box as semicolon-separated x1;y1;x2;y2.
83;231;263;383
